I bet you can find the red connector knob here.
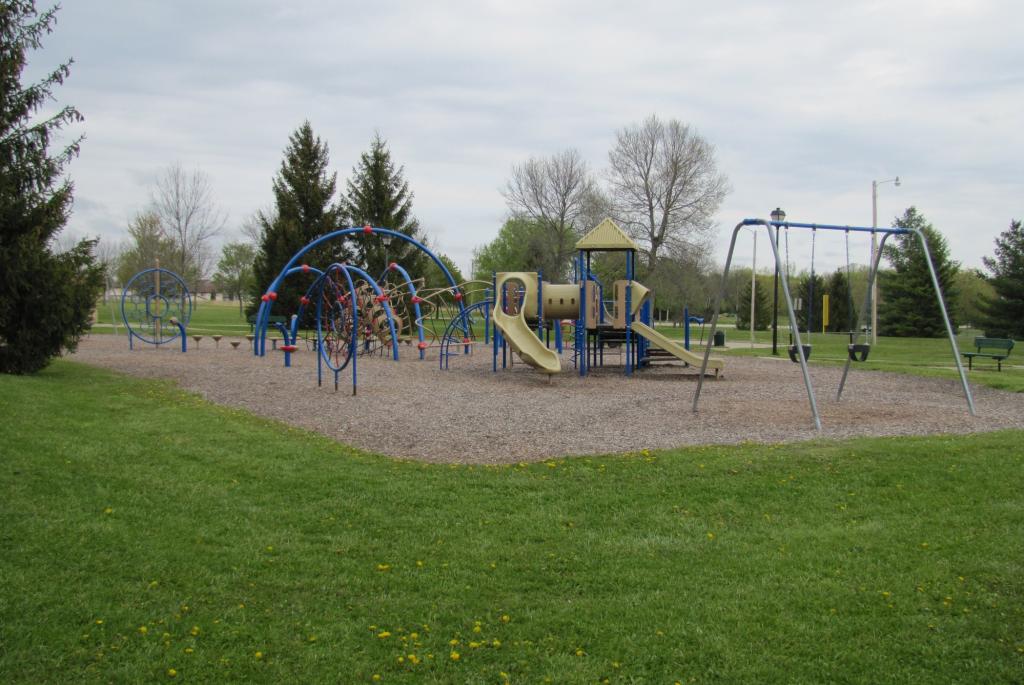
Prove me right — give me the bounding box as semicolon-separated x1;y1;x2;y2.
268;291;278;301
301;263;310;273
363;224;373;234
300;296;310;306
453;291;463;301
417;341;428;350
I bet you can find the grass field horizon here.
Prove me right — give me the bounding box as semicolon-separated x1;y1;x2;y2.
2;360;1022;682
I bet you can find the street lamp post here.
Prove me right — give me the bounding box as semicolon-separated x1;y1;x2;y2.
381;232;394;274
770;207;786;355
870;177;900;344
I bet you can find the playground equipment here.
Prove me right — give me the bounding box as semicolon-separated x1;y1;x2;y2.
491;219;724;377
693;217;974;431
120;263;191;352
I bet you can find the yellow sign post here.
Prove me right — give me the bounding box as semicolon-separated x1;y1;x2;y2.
822;293;829;332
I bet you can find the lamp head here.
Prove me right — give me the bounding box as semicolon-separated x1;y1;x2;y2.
894;176;901;187
381;233;394;247
770;207;786;223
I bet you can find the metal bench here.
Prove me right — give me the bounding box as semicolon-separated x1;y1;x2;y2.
962;336;1014;371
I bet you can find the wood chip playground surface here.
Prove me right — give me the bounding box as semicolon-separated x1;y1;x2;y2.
70;335;1024;463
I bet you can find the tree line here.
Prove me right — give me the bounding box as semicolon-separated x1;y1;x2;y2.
3;2;1023;375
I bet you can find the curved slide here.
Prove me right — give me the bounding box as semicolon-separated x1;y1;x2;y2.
492;308;561;374
631;321;724;376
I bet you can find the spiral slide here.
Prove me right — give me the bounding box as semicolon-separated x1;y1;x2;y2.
630;321;724;376
492;307;561;374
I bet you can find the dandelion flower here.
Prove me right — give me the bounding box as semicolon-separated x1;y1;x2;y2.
184;648;193;654
377;564;391;572
372;675;381;682
492;639;501;648
103;507;113;515
449;639;459;646
706;532;715;540
450;650;460;661
255;651;263;660
167;668;177;678
575;648;585;656
377;631;391;639
473;625;482;633
501;614;510;623
469;641;480;649
408;654;420;664
190;626;200;636
308;635;317;642
138;626;148;635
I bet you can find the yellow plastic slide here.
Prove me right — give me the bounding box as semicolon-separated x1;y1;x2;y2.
630;321;724;376
492;308;561;374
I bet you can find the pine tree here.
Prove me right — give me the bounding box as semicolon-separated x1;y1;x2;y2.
826;269;857;334
978;219;1024;339
250;122;347;317
794;272;826;334
879;207;959;338
0;2;104;373
734;277;770;331
342;133;427;278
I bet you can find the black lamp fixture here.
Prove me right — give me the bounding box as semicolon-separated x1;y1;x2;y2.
770;207;786;355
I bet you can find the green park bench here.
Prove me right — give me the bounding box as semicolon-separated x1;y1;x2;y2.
961;336;1014;371
247;314;287;332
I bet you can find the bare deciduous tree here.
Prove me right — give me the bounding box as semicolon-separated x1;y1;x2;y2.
502;149;600;280
152;162;226;287
607;115;729;270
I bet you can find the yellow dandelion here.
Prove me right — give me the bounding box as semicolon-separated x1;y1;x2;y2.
410;632;418;640
920;542;929;549
450;650;460;661
254;651;263;659
416;560;424;567
377;631;391;639
469;641;481;649
190;626;200;636
396;656;404;664
265;546;273;552
881;591;891;600
103;507;113;515
408;654;420;664
492;639;501;648
706;532;715;540
94;619;103;625
500;614;510;623
449;638;459;646
612;661;621;668
167;668;178;678
138;626;148;635
575;647;585;656
473;625;482;633
184;647;193;654
377;564;391;572
372;675;381;682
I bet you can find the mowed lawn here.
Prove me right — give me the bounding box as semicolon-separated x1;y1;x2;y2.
1;362;1023;683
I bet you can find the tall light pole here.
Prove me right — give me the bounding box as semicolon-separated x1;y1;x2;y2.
770;207;786;355
871;177;900;344
381;231;394;274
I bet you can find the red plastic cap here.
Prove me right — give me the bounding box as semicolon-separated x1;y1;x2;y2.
280;344;298;353
261;294;270;302
268;291;278;301
411;295;422;304
389;262;398;270
375;294;388;304
417;341;428;350
363;224;373;234
453;291;463;301
301;263;310;273
300;296;310;305
462;337;470;344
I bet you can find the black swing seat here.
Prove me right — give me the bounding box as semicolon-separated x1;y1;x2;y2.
848;343;871;362
788;344;812;363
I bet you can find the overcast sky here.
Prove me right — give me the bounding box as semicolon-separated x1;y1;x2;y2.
32;0;1023;278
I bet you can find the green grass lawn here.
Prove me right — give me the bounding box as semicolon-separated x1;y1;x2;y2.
2;362;1023;683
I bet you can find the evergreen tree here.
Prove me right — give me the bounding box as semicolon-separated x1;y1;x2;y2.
0;2;104;373
879;207;959;337
794;272;826;334
342;133;427;277
734;276;771;331
978;219;1024;339
826;269;857;333
250;122;346;317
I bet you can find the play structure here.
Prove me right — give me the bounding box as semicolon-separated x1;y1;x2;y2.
252;225;476;393
120;263;191;352
490;219;724;377
693;217;974;430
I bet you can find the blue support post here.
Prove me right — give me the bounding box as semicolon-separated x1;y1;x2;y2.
625;250;633;376
684;306;690;351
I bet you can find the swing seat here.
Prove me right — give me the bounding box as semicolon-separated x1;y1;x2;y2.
848;343;870;362
788;344;812;363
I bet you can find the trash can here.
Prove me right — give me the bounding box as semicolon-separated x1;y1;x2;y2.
713;330;726;347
